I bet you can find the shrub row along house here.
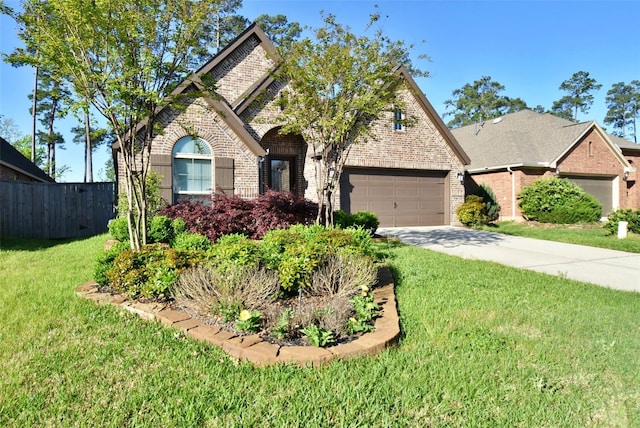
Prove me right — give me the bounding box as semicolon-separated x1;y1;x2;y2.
452;110;640;220
111;24;470;227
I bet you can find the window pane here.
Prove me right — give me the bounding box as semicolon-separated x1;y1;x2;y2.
174;158;211;192
173;136;211;155
270;159;290;191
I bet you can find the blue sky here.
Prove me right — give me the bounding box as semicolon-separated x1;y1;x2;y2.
1;0;638;182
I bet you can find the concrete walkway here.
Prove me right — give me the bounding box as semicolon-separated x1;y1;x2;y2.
378;226;640;293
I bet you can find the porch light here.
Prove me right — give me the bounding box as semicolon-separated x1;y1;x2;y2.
457;172;464;183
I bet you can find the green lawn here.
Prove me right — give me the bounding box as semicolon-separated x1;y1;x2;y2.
1;235;639;426
481;221;640;253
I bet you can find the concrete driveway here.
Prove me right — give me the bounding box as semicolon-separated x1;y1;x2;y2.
378;226;640;293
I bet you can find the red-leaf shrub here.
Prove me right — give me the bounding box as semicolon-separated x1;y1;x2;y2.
251;190;318;239
160;191;317;242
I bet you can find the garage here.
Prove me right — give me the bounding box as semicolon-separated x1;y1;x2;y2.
563;175;614;215
339;168;448;227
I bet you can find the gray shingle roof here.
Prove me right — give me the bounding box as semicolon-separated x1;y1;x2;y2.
450;110;636;171
0;136;55;182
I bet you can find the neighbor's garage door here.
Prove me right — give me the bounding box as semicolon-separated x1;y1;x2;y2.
564;176;614;214
340;168;447;227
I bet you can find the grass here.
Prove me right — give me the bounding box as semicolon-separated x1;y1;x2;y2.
480;221;640;253
1;235;639;426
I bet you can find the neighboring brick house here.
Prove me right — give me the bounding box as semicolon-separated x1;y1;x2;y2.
113;24;470;227
0;136;55;183
451;110;639;220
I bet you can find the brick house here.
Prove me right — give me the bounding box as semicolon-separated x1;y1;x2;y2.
0;136;54;183
113;24;470;227
451;110;640;220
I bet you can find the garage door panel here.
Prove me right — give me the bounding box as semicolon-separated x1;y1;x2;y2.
340;168;448;227
563;176;613;214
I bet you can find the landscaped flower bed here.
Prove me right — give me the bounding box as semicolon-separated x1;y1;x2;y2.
96;221;384;348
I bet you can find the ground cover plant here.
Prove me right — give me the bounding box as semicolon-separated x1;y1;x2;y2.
2;235;639;426
481;221;640;253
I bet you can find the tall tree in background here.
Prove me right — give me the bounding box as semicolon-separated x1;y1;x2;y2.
444;76;528;128
275;11;424;225
71;121;112;182
254;14;302;47
551;71;602;122
14;0;224;250
28;69;70;178
0;115;45;166
604;80;640;143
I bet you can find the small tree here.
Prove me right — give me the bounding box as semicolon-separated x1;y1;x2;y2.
275;11;425;226
13;0;223;250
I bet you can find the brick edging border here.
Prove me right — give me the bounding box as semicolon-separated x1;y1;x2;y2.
75;267;400;367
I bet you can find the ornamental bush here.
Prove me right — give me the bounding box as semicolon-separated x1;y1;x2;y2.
473;184;501;223
603;208;640;235
456;195;488;226
105;245;202;299
148;215;174;244
160;191;317;242
518;177;602;224
334;210;380;235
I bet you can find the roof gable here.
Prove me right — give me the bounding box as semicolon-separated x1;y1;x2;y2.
0;137;55;182
451;110;631;172
398;67;470;165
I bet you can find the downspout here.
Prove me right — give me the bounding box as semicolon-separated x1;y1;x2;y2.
507;167;516;220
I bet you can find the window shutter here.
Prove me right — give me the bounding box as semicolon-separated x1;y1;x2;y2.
215;157;234;195
149;154;172;203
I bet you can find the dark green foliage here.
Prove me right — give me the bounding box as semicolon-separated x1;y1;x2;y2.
604;208;640;235
473;184;501;223
105;245;201;299
171;231;212;251
93;241;130;287
518;177;602;224
108;217;129;242
456;195;488;226
148;215;174;244
334;210;380;235
260;224;374;292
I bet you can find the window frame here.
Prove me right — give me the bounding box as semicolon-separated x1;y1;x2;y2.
172;136;214;203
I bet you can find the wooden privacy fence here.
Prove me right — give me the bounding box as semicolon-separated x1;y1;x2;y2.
1;181;115;240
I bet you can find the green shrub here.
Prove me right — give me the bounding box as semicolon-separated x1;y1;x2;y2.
457;195;488;226
148;215;174;244
210;234;261;274
260;225;375;292
334;210;379;235
604;208;640;235
473;184;501;223
108;217;129;242
172;231;212;251
94;241;130;287
172;217;187;235
105;245;199;299
518;177;602;224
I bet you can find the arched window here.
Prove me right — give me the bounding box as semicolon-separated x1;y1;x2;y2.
172;136;212;202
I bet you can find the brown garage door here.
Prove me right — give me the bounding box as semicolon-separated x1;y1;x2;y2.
340;168;447;227
563;176;614;215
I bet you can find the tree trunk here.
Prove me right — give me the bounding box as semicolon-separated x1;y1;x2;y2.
84;111;93;182
31;66;38;164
